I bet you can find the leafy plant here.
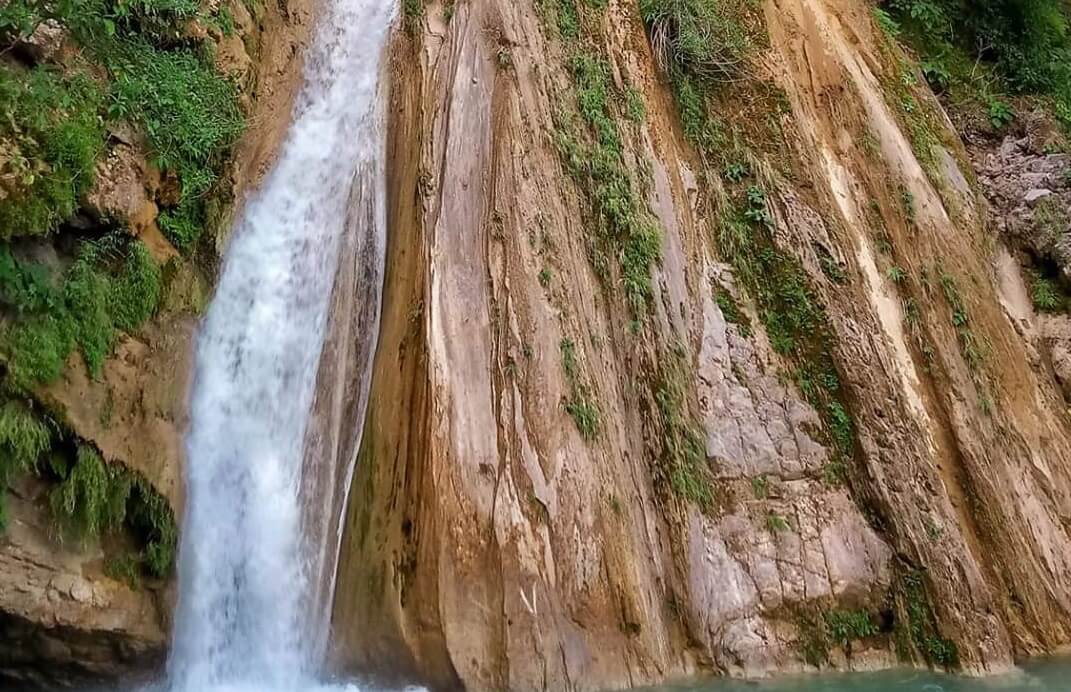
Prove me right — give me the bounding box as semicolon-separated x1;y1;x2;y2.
986;97;1014;129
825;609;879;645
0;68;106;239
50;445;130;541
1030;272;1064;312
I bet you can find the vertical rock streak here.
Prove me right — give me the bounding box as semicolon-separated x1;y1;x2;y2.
167;1;394;688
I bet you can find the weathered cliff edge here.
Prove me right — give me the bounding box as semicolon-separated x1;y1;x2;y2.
331;0;1071;689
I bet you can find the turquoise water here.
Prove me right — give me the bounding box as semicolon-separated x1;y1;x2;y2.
641;659;1071;691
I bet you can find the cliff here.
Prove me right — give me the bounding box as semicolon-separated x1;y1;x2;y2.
3;0;1071;689
0;0;316;686
330;0;1071;689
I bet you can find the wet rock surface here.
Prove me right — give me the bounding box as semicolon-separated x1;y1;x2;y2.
333;0;1071;688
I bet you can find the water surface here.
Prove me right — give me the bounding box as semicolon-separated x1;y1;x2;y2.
641;659;1071;692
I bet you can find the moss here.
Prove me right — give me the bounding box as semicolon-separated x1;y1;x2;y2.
718;183;857;480
899;568;959;669
560;338;600;440
654;345;712;508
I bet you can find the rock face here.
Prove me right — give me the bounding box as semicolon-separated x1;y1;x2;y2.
331;0;1071;689
0;479;164;689
972;123;1071;282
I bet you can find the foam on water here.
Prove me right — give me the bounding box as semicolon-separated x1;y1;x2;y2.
163;1;395;689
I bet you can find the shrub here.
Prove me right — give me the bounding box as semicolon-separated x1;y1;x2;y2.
884;0;1071;129
0;68;106;239
2;237;161;388
639;0;755;82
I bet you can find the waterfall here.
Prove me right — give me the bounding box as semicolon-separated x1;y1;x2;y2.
165;0;395;689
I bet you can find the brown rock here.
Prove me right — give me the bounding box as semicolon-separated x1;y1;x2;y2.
37;314;195;512
12;19;67;63
83;143;162;236
1041;315;1071;402
0;480;165;689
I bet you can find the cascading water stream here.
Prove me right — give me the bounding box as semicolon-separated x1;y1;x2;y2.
165;1;395;689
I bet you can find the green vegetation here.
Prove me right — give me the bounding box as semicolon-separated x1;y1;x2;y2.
560;338;601;440
0;68;106;239
654;345;712;508
898;568;959;668
0;400;52;526
751;474;768;498
717;182;856;479
625;87;646;123
128;477;178;578
937;268;985;372
556;53;661;315
825;609;879;646
0;398;177;578
639;0;755;82
798;607;882;666
0;0;239;388
766;511;789;532
47;443;177;578
884;62;944;179
50;444;131;540
1;0;244;248
1030;271;1066;312
882;0;1071;131
638;0;768;163
2;236;161;389
108;40;244;250
714;286;751;336
0;0;228;583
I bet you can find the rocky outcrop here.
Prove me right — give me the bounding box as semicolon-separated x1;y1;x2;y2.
331;0;1071;688
0;478;164;689
972;121;1071;282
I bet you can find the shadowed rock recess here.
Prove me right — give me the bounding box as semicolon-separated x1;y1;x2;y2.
4;0;1071;689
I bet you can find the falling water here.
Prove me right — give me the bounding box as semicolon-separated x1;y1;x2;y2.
165;0;395;689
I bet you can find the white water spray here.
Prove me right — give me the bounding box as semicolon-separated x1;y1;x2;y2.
165;1;395;689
